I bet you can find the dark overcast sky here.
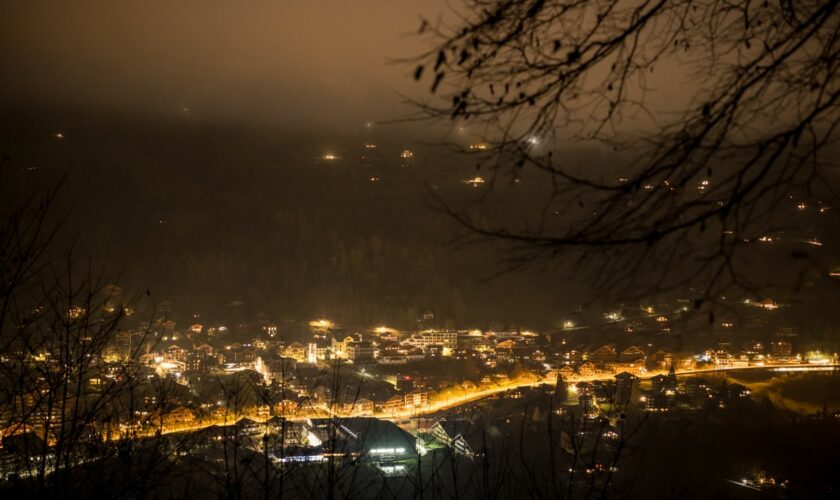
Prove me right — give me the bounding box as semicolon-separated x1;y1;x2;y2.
0;1;447;127
0;0;704;135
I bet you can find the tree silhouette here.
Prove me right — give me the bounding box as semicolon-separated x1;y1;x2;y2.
410;0;840;305
0;172;180;498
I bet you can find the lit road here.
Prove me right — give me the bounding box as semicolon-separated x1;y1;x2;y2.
141;363;837;437
384;363;838;419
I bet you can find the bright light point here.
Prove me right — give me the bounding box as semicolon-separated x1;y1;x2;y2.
309;319;335;329
604;312;622;321
760;300;779;310
323;153;338;161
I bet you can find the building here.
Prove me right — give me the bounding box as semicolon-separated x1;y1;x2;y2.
332;335;358;359
404;330;458;351
347;341;376;363
650;367;677;396
382;395;405;414
273;399;299;416
342;398;374;416
589;345;617;366
684;378;709;400
619;346;646;364
166;344;189;362
727;383;752;399
162;407;195;427
575;382;599;417
578;393;597;417
650;349;673;370
265;357;297;380
646;392;671;412
283;342;307;362
650;374;669;394
264;417;308;447
770;340;792;358
614;372;638;405
429;419;482;458
577;361;596;376
378;354;408;365
403;390;428;411
305;417;417;458
307;339;331;363
561;349;584;365
186;351;208;374
557;365;576;379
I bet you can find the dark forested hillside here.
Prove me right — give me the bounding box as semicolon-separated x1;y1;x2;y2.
0;109;577;329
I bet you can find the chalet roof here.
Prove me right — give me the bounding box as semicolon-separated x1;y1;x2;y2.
433;418;483;443
621;346;645;355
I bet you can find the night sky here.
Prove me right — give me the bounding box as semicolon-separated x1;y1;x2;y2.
0;1;449;128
